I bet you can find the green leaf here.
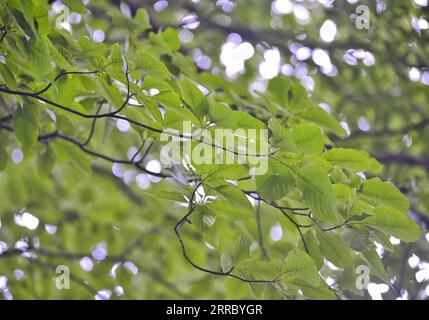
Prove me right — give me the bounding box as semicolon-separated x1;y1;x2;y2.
38;147;56;176
293;164;339;221
134;8;151;31
302;230;324;269
221;253;234;273
13;104;39;148
362;206;421;243
322;148;382;173
208;184;253;220
282;249;320;286
295;279;337;300
360;178;409;213
0;63;18;90
180;78;208;120
256;159;295;200
361;247;388;283
268;119;296;151
317;230;353;268
63;0;87;13
135;51;171;79
109;43;123;65
157;28;181;51
301;106;346;137
291;124;324;154
233;233;253;263
267;76;292;109
51;139;91;174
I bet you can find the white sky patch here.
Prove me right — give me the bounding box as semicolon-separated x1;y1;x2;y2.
116;119;131;132
301;76;315;91
421;71;429;85
220;40;255;76
272;0;293;14
390;236;401;246
11;148;24;164
179;29;193;43
14;269;25;281
79;256;94;271
413;0;428;6
363;52;376;66
14;239;29;251
408;254;420;268
296;47;312;61
146;159;162;174
154;0;168;12
319;103;331;113
95;289;112;300
127;146;142;162
112;163;125;178
114;285;124;296
293;4;310;24
358;117;370;132
368;283;389;300
403;134;413;148
312;48;331;69
124;261;138;275
340;121;351;137
45;224;57;234
92;243;107;261
205;241;216;250
22;212;39;230
15;212;39;231
259;48;280;79
324;259;341;271
416;262;429;282
409;67;421;81
320;20;337;43
136;174;150;190
0;276;7;290
0;241;9;254
92;29;105;43
110;263;121;279
246;194;256;207
123;170;137;185
281;64;294;77
269;223;283;241
236;42;255;60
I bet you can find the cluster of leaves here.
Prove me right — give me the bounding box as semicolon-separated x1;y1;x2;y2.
0;0;423;299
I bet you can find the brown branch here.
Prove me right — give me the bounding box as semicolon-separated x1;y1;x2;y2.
375;152;429;172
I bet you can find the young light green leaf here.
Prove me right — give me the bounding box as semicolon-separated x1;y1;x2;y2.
180;78;208;120
322;148;382;173
221;253;234;273
233;233;253;262
317;230;353;268
362;206;421;243
301;106;346;137
267;76;292;110
293;165;339;221
136;50;171;79
13;104;39;148
362;247;389;283
291;124;324;155
268;119;296;152
134;8;151;31
360;178;409;213
256;159;295;200
282;249;320;286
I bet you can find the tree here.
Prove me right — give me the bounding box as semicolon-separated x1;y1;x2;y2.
0;0;426;300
